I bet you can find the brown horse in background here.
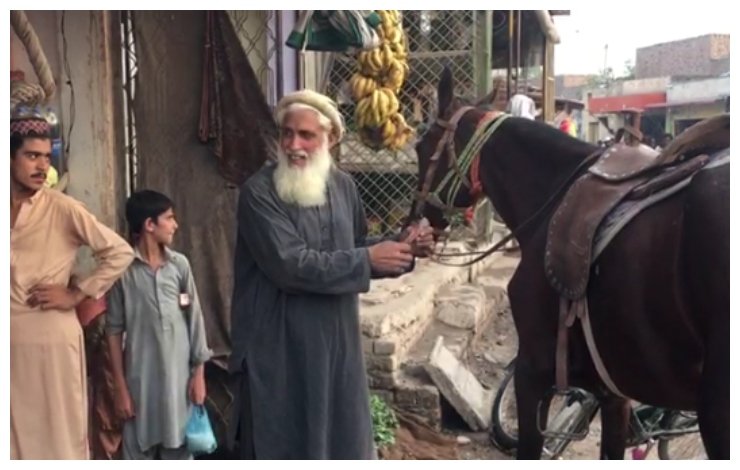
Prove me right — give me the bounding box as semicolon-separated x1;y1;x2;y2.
411;68;729;459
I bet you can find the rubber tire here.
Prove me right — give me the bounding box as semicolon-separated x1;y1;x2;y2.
489;360;518;452
657;411;705;460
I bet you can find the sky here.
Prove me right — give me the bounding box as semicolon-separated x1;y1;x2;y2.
553;6;734;76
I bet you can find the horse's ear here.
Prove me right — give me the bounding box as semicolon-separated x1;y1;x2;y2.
437;66;454;117
475;88;498;107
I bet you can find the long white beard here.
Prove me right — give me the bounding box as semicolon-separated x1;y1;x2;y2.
273;145;333;207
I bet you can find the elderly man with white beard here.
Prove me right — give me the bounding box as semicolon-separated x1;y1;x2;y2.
228;90;434;459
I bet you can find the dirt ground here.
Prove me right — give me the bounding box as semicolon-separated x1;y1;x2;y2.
381;252;705;460
427;253;678;460
413;253;612;460
453;299;605;460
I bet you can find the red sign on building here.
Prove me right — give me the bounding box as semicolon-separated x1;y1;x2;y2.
588;93;667;113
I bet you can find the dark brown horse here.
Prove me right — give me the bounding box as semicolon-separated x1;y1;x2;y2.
411;68;729;459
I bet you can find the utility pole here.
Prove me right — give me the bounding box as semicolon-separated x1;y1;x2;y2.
601;43;610;86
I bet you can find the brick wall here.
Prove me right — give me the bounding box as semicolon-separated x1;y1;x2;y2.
636;34;730;79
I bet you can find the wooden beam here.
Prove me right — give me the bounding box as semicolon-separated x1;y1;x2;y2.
543;38;555;122
474;11;493;98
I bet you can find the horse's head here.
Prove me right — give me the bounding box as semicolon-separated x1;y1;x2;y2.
411;67;484;231
410;70;602;245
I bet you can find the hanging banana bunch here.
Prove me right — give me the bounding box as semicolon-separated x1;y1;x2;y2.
350;10;414;151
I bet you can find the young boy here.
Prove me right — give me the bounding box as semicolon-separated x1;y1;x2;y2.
107;190;212;459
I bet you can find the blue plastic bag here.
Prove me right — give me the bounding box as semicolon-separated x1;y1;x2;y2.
185;405;217;456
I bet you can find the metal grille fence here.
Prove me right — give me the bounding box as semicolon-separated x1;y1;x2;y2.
122;11;490;238
121;11;138;196
323;11;484;236
227;10;279;106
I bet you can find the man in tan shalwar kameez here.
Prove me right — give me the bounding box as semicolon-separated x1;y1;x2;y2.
9;112;134;459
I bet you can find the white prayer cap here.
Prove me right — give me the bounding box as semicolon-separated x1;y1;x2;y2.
275;89;345;142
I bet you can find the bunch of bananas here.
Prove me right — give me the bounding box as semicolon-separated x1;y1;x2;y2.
350;10;414;151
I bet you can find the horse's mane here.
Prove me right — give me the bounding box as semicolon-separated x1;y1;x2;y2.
499;115;598;158
450;94;599;159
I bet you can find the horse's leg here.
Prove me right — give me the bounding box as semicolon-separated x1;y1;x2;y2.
507;231;561;460
697;319;729;459
598;394;630;459
513;357;550;459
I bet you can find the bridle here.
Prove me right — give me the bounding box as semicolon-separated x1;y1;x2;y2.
413;106;603;267
414;106;477;221
413;106;513;266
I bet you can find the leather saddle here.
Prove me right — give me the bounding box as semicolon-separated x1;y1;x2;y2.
545;114;729;299
589;143;659;181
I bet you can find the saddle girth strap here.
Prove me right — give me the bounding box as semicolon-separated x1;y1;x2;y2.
555;297;628;398
555;297;575;391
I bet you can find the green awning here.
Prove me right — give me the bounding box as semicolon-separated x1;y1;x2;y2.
286;10;382;52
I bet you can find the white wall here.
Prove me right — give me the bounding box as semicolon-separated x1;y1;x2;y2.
622;77;671;95
667;76;730;103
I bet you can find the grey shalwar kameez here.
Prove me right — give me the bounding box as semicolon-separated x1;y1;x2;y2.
107;248;212;458
228;163;402;459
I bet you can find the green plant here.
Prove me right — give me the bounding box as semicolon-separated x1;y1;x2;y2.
370;394;399;449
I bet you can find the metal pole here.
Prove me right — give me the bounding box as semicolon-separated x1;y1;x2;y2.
507;10;513;100
295;11;304;89
275;11;284;101
516;10;521;94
